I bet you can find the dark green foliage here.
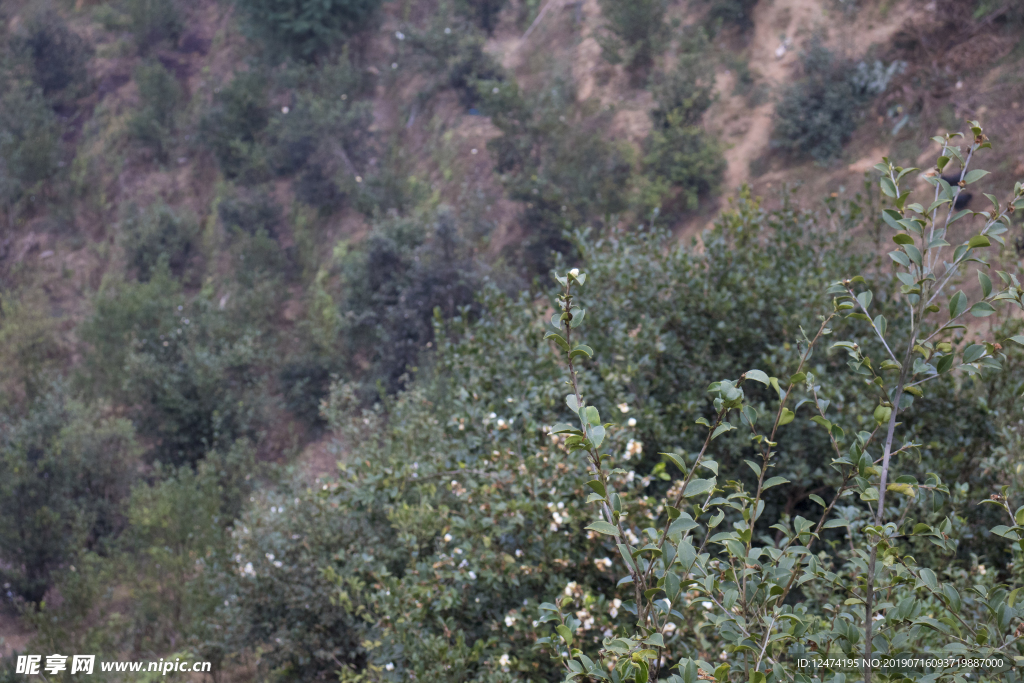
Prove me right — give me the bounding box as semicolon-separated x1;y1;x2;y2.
772;42;899;163
14;10;92;97
482;80;634;273
337;209;482;394
596;0;668;80
0;82;61;195
643;120;725;211
457;0;508;34
407;18;507;108
701;0;759;33
643;39;725;212
127;61;183;160
235;0;383;60
212;480;375;680
200;72;271;182
219;188;282;239
80;268;276;467
121;442;255;652
125;0;183;51
0;385;138;603
265;56;373;210
120;201;200;281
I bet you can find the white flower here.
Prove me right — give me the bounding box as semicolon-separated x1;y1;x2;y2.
625;439;643;459
594;557;613;569
617;402;630;413
628;417;637;427
498;653;511;667
626;470;636;483
454;548;463;554
978;565;987;575
266;553;275;561
444;27;451;34
504;615;516;627
243;562;255;576
564;581;578;596
468;571;477;580
385;662;395;671
497;418;508;429
492;87;499;94
273;560;283;568
281;106;289;114
444;533;452;542
569;268;580;278
702;601;713;610
515;548;523;558
663;622;677;633
391;62;398;69
395;31;405;39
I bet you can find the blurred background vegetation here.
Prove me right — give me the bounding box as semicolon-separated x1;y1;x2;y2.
0;0;1023;680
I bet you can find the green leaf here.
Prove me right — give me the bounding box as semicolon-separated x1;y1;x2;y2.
778;408;795;426
857;291;873;310
978;271;992;298
904;244;922;266
970;302;996;317
892;234;915;245
668;516;698;536
662;452;687;473
589;424;606;448
881;209;903;230
569;307;586;328
586;480;606;497
1008;335;1024;348
968;235;991;249
556;624;574;647
683;478;715;498
585;406;600;426
948;291;968;319
889;250;911;267
936;354;954;374
762;476;789;490
880;177;897;197
744;369;770;385
745;460;761;477
964;169;990;184
643;633;665;647
635;660;649;683
711;423;735;440
566;395;580;412
963;344;986;363
586;521;618;536
919;567;939;591
810;415;833;433
545;332;570;351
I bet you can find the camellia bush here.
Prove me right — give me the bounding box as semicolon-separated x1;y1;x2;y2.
540;123;1024;682
206;125;1024;683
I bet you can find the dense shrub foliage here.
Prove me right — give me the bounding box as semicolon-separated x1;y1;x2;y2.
773;42;903;163
2;4;1024;683
597;0;669;81
235;0;383;60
